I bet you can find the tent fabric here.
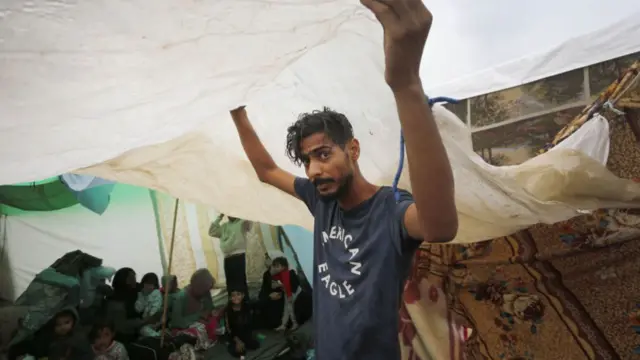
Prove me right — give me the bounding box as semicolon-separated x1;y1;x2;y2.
60;174;117;214
0;176;115;214
70;183;116;215
0;185;163;301
152;191;303;293
2;0;640;241
59;174;115;192
77;104;640;244
0;181;79;212
0;183;312;314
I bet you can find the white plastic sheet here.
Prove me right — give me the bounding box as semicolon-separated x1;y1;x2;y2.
77;104;640;243
2;0;640;244
3;0;640;185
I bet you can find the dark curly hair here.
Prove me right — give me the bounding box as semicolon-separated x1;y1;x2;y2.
285;107;354;166
272;256;289;268
140;272;160;289
88;318;116;342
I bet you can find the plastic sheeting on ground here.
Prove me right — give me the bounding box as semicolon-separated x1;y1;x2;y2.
2;0;640;243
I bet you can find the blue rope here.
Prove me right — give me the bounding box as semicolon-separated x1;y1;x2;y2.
392;96;459;202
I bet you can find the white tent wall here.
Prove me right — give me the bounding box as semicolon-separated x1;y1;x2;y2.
152;192;308;292
282;225;314;288
0;181;313;302
0;185;164;301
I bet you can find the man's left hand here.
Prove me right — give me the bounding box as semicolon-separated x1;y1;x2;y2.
360;0;432;90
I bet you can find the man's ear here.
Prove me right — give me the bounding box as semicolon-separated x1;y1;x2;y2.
348;138;360;161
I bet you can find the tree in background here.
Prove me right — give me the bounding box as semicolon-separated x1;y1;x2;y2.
469;93;510;128
521;69;584;108
443;100;468;124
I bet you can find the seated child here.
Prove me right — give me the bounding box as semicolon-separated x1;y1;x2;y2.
90;319;129;360
134;273;163;337
47;308;93;360
225;289;259;358
270;257;298;331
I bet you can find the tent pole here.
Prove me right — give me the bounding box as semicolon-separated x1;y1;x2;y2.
160;198;180;348
149;190;168;272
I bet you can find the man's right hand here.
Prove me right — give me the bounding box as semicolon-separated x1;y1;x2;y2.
229;106;299;199
269;292;282;300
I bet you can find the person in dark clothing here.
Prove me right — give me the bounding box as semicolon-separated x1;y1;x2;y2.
225;289;259;358
9;308;92;360
229;1;459;357
49;308;93;360
103;268;148;344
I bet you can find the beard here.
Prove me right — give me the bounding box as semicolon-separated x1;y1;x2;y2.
315;172;354;201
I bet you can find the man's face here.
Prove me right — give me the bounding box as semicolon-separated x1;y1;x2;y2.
54;314;74;336
300;132;356;200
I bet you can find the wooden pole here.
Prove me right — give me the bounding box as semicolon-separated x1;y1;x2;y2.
160;198;180;348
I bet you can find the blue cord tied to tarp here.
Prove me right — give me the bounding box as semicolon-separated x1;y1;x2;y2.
392;96;459;202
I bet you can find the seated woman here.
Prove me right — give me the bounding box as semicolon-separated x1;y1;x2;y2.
258;254;300;329
168;269;217;352
225;288;259;358
104;268;157;344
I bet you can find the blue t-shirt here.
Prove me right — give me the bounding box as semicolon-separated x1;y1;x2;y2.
294;178;421;360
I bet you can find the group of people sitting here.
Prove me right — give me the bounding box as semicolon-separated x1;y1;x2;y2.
5;251;310;360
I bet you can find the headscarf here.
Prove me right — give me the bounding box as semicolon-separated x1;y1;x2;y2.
189;268;215;298
161;275;178;293
109;267;139;318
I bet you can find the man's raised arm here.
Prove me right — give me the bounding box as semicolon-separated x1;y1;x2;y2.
230;106;298;198
361;0;458;243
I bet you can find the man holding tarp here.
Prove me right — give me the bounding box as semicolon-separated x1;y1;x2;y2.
230;0;457;359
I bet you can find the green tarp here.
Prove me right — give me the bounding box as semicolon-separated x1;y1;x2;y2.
0;180;79;212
